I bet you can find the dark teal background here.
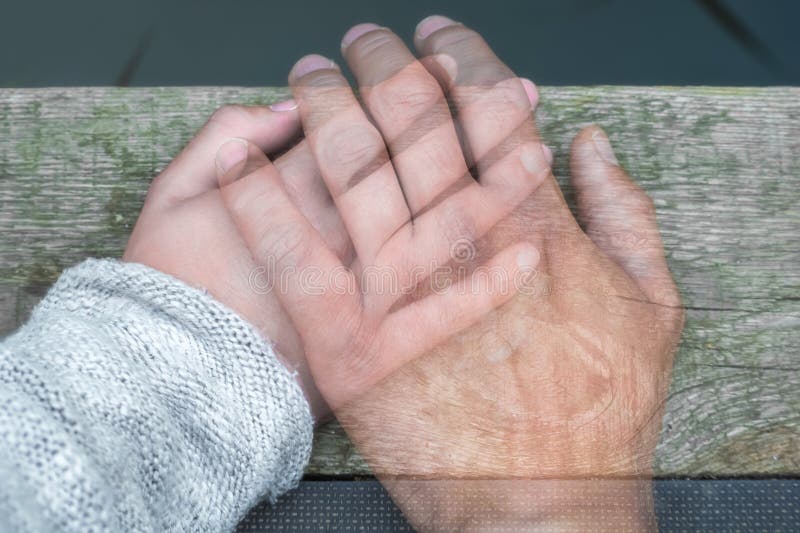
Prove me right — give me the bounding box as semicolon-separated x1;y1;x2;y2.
1;0;797;86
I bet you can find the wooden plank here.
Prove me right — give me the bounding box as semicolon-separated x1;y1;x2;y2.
1;87;798;477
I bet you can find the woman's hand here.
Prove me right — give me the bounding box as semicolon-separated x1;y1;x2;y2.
215;33;549;410
124;19;550;416
123;104;346;418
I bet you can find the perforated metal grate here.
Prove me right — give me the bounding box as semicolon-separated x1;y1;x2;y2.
237;480;800;532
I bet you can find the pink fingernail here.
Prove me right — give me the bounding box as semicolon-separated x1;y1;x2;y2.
520;143;548;174
291;54;336;79
416;15;457;39
431;53;458;83
216;138;249;176
591;128;619;166
521;78;538;108
269;98;298;112
341;23;382;49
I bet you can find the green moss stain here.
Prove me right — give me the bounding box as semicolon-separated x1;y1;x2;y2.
22;259;63;296
689;109;733;138
14;101;44;173
103;186;142;237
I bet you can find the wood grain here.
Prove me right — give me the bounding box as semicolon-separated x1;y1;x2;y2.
1;87;798;477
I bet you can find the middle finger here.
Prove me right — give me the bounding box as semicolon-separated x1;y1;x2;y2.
342;23;471;216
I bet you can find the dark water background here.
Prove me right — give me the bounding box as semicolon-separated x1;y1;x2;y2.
1;0;797;87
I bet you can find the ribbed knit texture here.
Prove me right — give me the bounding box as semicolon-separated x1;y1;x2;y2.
0;259;313;532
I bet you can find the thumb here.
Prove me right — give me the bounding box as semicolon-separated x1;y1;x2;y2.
569;125;679;307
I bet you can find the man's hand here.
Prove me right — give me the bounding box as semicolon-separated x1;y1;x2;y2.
329;16;684;531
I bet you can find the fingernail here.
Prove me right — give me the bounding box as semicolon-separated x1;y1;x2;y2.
416;15;457;39
520;143;549;174
269;98;298;112
542;145;553;166
520;78;538;109
430;53;458;83
341;23;382;49
291;54;336;79
215;138;249;176
516;246;540;269
591;128;619;166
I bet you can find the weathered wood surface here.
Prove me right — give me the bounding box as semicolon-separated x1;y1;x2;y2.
0;87;798;477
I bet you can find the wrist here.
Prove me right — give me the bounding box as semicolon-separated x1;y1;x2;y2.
273;351;331;423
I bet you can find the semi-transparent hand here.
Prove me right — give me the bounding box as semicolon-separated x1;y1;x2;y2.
330;17;685;531
212;38;550;410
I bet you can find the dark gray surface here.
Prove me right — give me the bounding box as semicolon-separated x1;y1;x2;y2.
238;480;800;531
2;0;798;87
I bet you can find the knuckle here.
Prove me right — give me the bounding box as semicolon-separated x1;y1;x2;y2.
486;78;531;113
320;124;385;187
350;29;397;61
372;71;443;118
300;70;345;89
439;202;478;249
636;191;657;216
644;195;657;214
259;222;311;267
209;104;248;127
619;182;656;218
226;176;272;219
224;181;264;222
330;128;382;169
655;281;685;331
427;25;484;54
604;229;650;254
419;137;464;178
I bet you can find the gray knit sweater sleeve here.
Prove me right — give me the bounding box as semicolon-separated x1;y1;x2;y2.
0;259;314;532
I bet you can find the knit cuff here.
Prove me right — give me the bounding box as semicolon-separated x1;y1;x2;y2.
30;258;313;524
